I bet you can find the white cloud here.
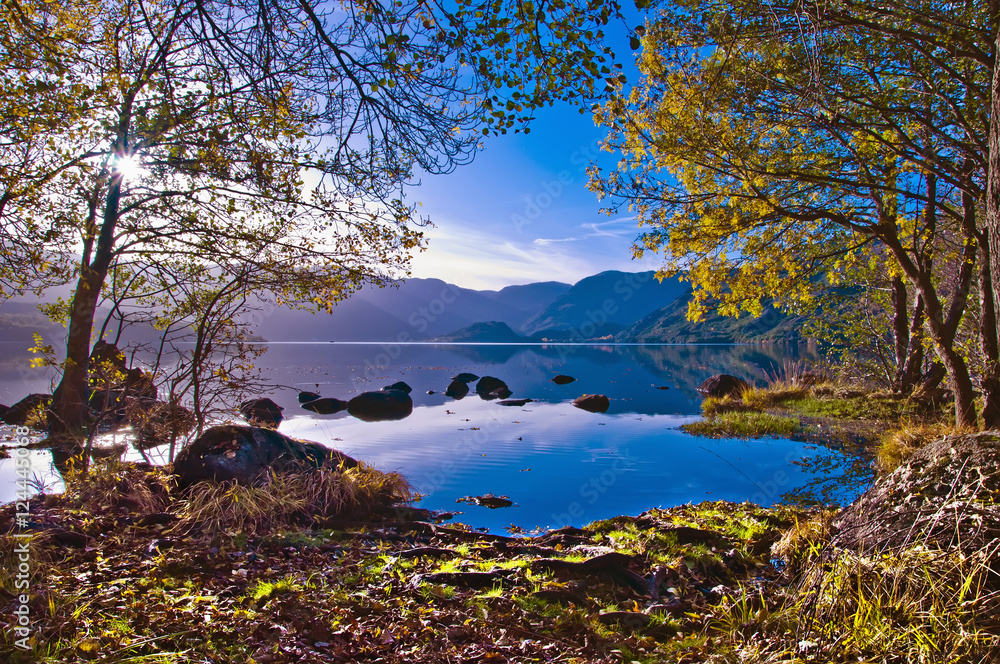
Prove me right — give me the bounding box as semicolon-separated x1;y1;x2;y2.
408;216;658;289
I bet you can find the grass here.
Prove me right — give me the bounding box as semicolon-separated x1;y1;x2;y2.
876;421;960;472
172;462;411;538
682;411;801;438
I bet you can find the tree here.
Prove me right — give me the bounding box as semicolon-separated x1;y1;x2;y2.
0;0;624;452
591;0;989;425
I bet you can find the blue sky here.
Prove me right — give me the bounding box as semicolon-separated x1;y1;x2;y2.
407;27;659;291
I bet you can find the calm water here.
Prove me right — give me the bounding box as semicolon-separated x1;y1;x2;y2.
0;342;869;532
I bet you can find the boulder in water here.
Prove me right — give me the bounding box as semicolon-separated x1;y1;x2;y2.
301;397;349;415
552;375;576;385
238;398;284;429
382;381;413;394
347;389;413;422
298;391;321;404
2;394;52;426
172;425;357;487
445;380;470;400
476;376;510;400
572;394;610;413
451;372;479;383
696;374;750;398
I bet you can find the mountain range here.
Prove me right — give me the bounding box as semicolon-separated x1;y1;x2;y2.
0;270;806;346
251;270;803;343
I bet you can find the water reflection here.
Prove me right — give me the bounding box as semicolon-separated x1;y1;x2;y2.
0;342;857;533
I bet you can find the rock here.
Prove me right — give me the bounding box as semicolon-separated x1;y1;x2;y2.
572;394;610;413
598;611;652;630
87;342;157;421
457;494;514;509
172;424;357;487
445;380;470;399
656;385;670;390
487;386;513;400
89;340;128;374
238;398;284;429
831;432;1000;555
382;381;412;394
552;374;576;385
476;376;510;400
2;394;52;426
298;391;321;404
301;397;348;415
696;374;750;398
0;404;8;420
497;398;533;407
347;389;413;422
451;372;479;383
130;401;196;450
89;367;157;421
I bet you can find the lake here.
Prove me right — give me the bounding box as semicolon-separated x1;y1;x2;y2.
0;342;870;532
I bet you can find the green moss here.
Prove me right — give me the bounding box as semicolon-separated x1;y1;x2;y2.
683;411;801;438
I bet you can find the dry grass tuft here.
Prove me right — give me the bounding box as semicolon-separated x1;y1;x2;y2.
62;459;174;514
792;543;1000;661
876;422;959;473
171;462;412;538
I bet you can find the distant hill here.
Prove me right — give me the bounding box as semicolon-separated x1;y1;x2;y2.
432;321;527;343
253;277;565;342
616;289;807;343
1;271;813;346
519;271;688;338
0;301;66;345
481;281;571;320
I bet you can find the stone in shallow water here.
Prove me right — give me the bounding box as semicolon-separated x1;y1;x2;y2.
347;389;413;422
173;424;357;487
301;397;348;415
572;394;609;413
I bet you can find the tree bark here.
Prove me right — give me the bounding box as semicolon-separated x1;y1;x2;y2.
986;9;1000;429
899;295;925;393
890;275;909;389
48;174;123;454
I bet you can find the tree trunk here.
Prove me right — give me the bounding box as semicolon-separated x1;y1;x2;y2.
890;275;909;390
48;174;123;455
977;205;1000;429
986;12;1000;429
899;295;925;393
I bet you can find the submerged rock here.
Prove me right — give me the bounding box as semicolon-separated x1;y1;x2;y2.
696;374;750;398
238;398;284;429
172;424;357;487
347;389;413;422
572;394;610;413
497;398;533;407
551;375;576;385
457;494;514;509
301;397;349;415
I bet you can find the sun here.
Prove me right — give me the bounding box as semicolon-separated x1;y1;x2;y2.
112;154;147;181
